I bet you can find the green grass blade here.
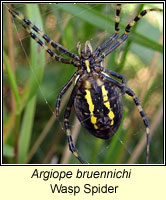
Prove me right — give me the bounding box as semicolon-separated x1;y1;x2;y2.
17;4;45;163
3;143;14;157
3;51;21;113
21;4;45;106
18;96;36;163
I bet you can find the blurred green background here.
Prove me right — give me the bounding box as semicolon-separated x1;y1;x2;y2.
3;3;163;164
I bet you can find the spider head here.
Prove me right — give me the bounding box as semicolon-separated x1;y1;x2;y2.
76;40;93;59
76;41;98;73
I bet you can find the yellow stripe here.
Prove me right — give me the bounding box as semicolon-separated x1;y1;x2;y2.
85;60;90;73
101;85;115;125
85;89;98;129
115;16;120;23
130;21;136;27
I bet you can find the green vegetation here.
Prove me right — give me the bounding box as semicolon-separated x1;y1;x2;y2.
3;3;163;164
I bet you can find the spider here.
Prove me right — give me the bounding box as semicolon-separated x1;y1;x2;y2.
9;4;162;164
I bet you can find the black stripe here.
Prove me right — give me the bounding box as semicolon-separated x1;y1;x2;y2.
68;136;75;152
68;135;72;143
140;110;145;117
116;9;120;16
43;34;51;43
64;109;70;118
51;41;58;48
30;32;36;40
9;9;16;18
133;97;139;106
115;23;120;31
125;24;131;32
24;18;31;26
47;49;54;57
37;39;43;46
140;10;147;16
134;16;140;22
32;25;40;32
143;118;149;127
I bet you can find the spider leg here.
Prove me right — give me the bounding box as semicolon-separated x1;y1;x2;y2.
10;11;76;65
125;88;150;164
100;73;150;164
9;9;79;60
99;67;126;85
64;83;87;164
97;7;163;62
56;70;82;118
100;67;126;94
93;4;121;57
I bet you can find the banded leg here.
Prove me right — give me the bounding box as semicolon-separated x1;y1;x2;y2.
97;7;163;62
100;73;150;164
9;9;76;65
100;67;126;85
93;4;121;57
64;85;87;164
101;67;126;94
126;89;150;164
9;9;79;60
56;70;82;118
